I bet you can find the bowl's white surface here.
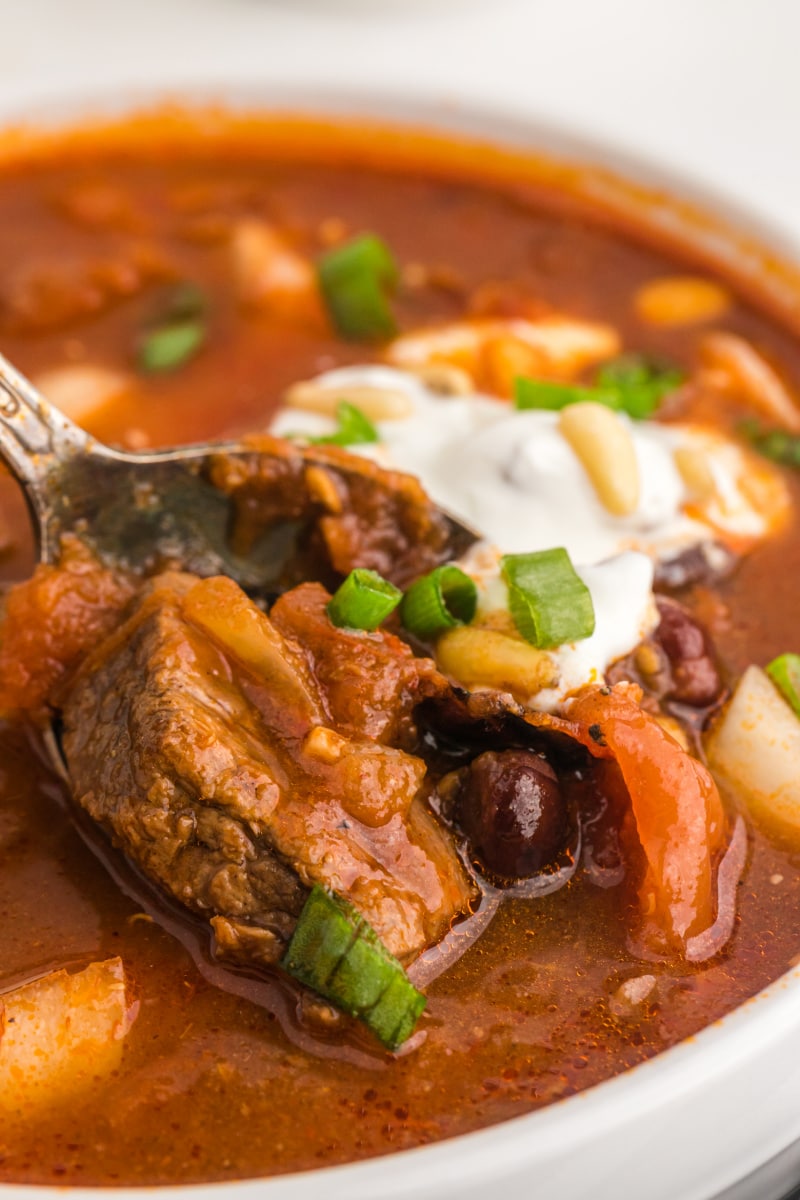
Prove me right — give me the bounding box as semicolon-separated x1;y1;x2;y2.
3;3;800;1198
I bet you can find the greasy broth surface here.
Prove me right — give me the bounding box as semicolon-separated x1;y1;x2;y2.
1;131;800;1185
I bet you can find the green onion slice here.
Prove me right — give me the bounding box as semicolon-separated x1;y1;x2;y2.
514;354;683;421
741;420;800;469
163;281;208;321
766;653;800;717
514;378;613;412
282;885;426;1051
326;568;402;631
595;354;684;419
310;401;379;447
317;234;399;342
501;548;595;649
401;564;477;641
138;320;206;373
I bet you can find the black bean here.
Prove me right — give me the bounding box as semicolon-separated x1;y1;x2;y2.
457;749;567;880
654;598;722;708
653;541;735;591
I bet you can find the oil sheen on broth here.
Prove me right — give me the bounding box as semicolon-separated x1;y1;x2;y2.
0;116;799;1186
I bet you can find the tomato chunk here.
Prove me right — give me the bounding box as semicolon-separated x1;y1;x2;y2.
568;685;726;952
0;537;133;719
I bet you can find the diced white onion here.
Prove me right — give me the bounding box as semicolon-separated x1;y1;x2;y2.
34;364;131;424
0;958;137;1112
706;665;800;837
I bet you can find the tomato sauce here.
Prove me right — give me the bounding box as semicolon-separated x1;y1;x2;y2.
0;113;799;1186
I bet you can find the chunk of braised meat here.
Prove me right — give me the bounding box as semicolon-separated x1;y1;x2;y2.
457;749;568;880
61;572;475;966
270;582;444;747
208;435;470;590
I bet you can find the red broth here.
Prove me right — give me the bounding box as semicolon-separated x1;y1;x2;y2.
0;112;799;1185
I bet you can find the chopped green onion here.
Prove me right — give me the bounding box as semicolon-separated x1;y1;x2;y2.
595;354;684;420
282;885;426;1051
740;420;800;469
163;281;208;321
317;234;399;342
766;653;800;717
310;401;379;447
401;564;478;641
501;548;595;649
138;320;205;373
326;568;402;631
514;353;683;420
514;378;614;412
137;282;208;373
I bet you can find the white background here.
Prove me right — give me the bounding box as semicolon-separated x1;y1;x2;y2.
1;0;799;244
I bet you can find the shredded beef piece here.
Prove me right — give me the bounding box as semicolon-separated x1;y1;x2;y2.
62;573;474;965
270;582;445;746
208;435;471;590
0;243;174;334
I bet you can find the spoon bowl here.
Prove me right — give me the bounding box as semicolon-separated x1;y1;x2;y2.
0;351;477;591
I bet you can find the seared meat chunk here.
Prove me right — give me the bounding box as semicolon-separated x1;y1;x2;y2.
62;573;473;965
209;435;470;589
270;582;442;745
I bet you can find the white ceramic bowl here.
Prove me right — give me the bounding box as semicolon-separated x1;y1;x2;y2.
3;4;800;1199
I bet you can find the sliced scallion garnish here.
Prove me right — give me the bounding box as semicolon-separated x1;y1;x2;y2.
317;234;399;342
138;320;206;373
501;548;595;649
282;885;426;1051
595;354;684;419
137;281;208;374
514;378;611;412
740;420;800;469
514;353;683;420
326;568;402;631
401;564;478;641
163;281;208;321
310;401;379;447
766;653;800;717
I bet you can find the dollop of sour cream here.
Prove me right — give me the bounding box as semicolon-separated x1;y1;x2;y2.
270;364;787;708
271;365;786;562
462;541;657;711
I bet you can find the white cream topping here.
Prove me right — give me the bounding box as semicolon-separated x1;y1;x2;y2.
270;364;787;707
272;365;782;562
460;542;658;711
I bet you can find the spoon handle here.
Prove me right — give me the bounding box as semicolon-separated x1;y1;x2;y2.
0;351;90;493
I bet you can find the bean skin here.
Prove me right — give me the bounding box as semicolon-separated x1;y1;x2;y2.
655;597;722;708
458;749;567;880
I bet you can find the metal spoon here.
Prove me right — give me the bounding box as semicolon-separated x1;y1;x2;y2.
0;350;476;589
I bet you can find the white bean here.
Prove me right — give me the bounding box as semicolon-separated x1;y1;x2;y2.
436;625;555;702
558;402;640;516
285;381;413;421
